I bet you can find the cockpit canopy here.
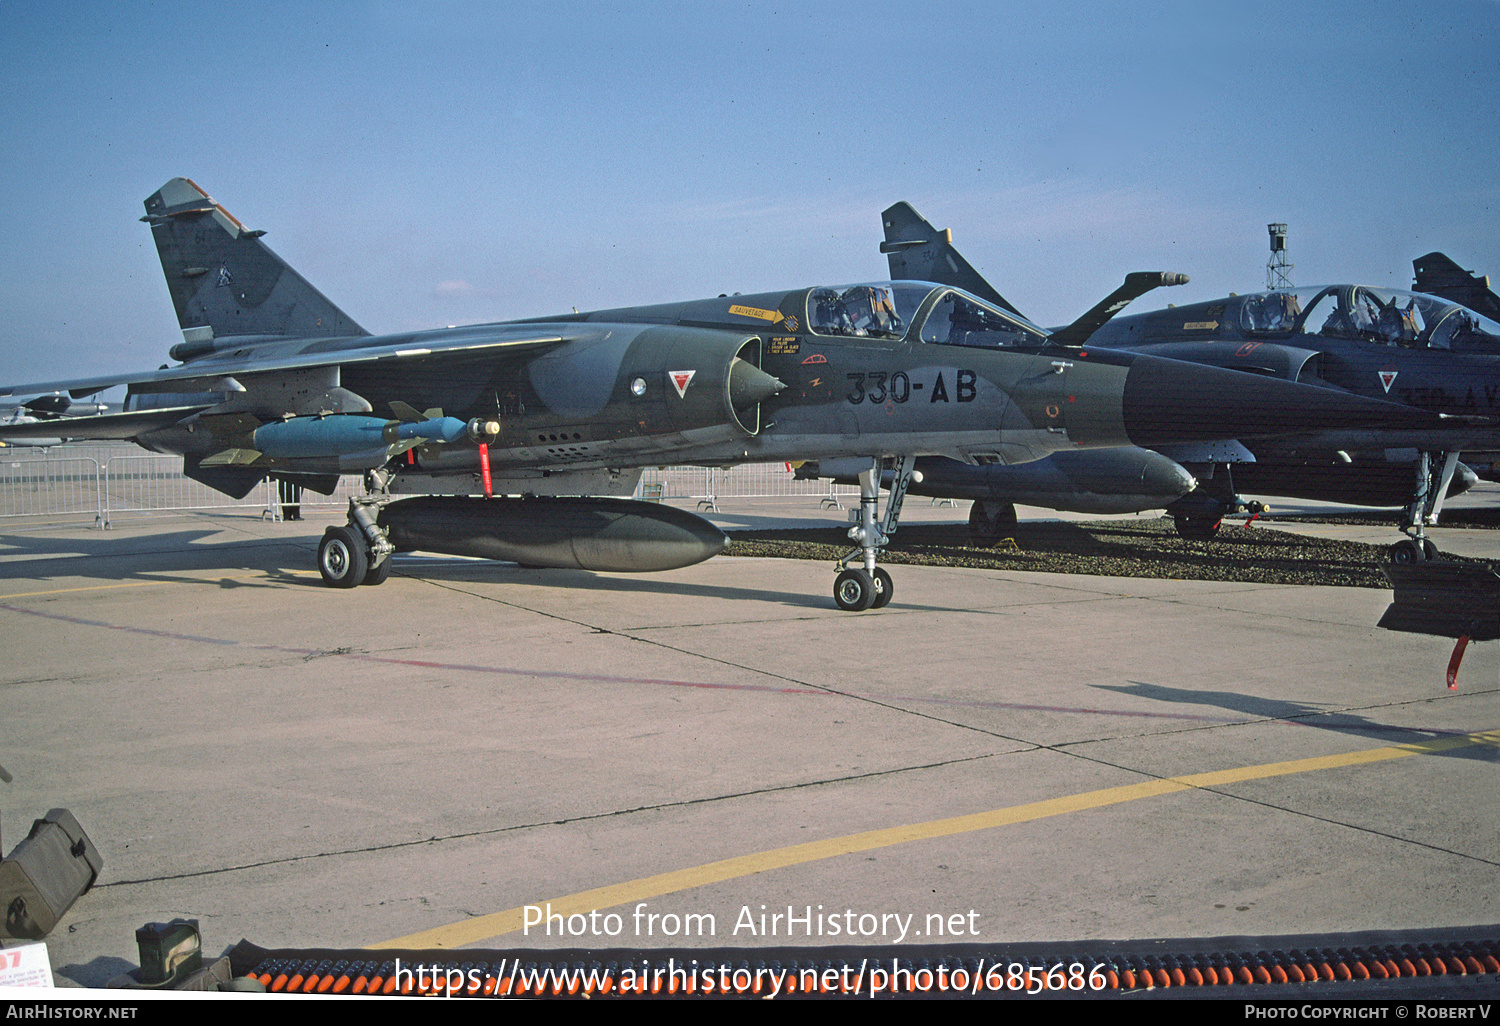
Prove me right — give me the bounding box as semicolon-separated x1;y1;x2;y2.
1239;285;1500;351
807;284;918;339
805;282;1051;348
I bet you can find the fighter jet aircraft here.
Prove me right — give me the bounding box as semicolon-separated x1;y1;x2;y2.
0;395;110;448
0;179;1449;607
877;203;1499;562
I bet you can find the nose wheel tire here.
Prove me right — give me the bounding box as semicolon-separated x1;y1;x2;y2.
834;568;878;611
319;526;369;588
870;567;894;609
1388;538;1440;564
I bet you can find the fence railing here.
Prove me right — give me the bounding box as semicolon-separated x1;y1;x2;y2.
0;455;105;523
636;464;856;510
0;445;860;526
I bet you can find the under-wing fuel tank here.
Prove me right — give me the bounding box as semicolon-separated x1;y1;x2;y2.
376;495;728;572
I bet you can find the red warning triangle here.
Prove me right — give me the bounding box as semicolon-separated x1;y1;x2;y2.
1378;369;1398;393
670;370;696;397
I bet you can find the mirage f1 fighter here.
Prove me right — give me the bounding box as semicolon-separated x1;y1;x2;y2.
0;179;1448;607
878;202;1500;562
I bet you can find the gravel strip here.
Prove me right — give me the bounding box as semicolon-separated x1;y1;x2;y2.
727;516;1490;589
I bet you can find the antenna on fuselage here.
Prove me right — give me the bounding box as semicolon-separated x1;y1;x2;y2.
1267;222;1294;290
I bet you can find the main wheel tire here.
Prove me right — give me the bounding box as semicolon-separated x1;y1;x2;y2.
362;556;392;586
1174;514;1222;541
967;500;1017;547
833;568;877;611
318;526;369;588
870;567;894;609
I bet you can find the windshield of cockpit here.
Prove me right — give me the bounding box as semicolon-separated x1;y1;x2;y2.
1239;286;1500;350
915;289;1051;348
806;283;930;339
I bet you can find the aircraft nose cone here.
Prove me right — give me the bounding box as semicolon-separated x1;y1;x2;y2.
1119;354;1441;446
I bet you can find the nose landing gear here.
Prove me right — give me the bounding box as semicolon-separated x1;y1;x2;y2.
1389;450;1459;564
833;456;911;611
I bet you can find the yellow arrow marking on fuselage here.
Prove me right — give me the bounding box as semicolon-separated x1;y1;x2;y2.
728;304;783;324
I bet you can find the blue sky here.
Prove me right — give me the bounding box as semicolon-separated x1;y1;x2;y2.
2;0;1497;384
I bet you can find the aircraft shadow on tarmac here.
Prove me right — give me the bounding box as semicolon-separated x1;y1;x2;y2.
1096;680;1497;761
1265;504;1500;530
1376;506;1500;530
0;524;1031;612
363;554;993;614
0;528;306;587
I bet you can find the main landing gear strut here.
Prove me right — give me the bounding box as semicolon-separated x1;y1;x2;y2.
318;496;395;587
832;456;913;611
1390;450;1459;565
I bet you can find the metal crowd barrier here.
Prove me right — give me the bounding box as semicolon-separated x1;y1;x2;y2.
0;454;105;524
636;463;856;510
101;454;278;527
0;446;859;527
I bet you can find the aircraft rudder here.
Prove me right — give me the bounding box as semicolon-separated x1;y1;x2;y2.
879;202;928;240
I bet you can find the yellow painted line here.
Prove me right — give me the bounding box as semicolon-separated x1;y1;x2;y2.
0;581;168;600
1172;730;1496;788
0;570;320;601
373;729;1497;949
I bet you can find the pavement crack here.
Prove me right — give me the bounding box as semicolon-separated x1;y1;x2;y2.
302;646;354;661
94;752;1013;890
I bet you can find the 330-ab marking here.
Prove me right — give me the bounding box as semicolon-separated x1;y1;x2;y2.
846;369;977;405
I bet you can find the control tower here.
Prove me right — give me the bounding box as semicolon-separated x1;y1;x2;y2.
1267;222;1293;290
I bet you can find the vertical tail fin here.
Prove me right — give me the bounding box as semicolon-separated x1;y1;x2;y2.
879;202;1025;317
142;178;368;357
1412;251;1500;322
